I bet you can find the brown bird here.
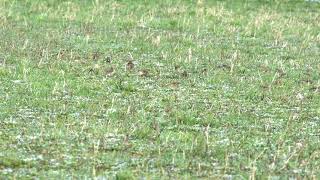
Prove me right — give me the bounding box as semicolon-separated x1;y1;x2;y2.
138;69;149;77
104;56;111;63
181;70;188;77
0;57;4;66
126;53;134;71
105;67;115;77
92;52;100;61
126;60;134;71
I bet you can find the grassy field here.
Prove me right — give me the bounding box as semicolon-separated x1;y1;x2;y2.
0;0;320;179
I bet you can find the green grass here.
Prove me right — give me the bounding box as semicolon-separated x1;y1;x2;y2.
1;0;320;178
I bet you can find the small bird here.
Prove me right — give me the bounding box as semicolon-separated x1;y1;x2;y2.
104;56;111;63
92;52;100;61
126;60;134;71
0;57;4;66
138;69;149;77
181;70;188;77
126;54;134;71
105;67;115;77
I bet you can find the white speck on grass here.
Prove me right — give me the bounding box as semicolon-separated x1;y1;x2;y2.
24;154;43;162
217;138;230;145
1;168;13;174
50;159;60;167
305;0;320;2
70;112;81;118
110;160;128;171
222;84;231;92
11;80;25;84
106;108;117;114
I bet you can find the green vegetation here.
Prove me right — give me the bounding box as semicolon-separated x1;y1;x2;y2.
0;0;319;178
